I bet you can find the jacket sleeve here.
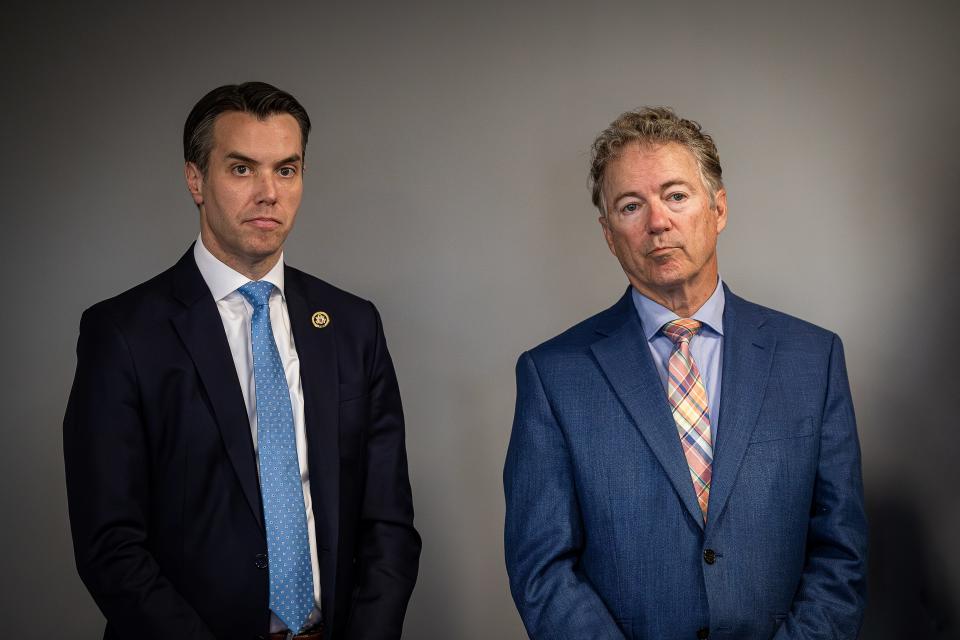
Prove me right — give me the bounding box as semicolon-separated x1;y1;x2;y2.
63;307;216;639
343;303;421;640
504;352;626;640
773;334;868;639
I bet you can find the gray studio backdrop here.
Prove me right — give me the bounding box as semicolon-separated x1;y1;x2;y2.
3;1;958;637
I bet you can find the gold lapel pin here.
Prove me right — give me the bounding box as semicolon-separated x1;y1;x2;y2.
311;311;330;329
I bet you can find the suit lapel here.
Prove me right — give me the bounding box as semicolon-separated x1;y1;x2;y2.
705;286;775;531
169;248;264;530
284;268;340;616
591;290;706;528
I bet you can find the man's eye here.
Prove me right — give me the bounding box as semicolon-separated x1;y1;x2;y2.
622;203;640;213
668;193;687;202
278;167;297;177
232;165;249;176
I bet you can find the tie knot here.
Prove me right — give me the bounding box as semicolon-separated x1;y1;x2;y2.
661;318;702;344
238;281;275;308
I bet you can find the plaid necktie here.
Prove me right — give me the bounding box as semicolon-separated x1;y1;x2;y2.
238;281;314;633
661;319;713;521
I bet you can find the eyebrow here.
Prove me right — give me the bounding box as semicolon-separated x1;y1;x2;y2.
659;179;695;192
224;152;302;165
611;180;697;204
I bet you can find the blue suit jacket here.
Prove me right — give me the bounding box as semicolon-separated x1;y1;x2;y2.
64;247;421;639
504;286;867;640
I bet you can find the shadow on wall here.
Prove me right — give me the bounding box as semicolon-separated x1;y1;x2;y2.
862;494;956;639
857;120;960;639
859;186;960;639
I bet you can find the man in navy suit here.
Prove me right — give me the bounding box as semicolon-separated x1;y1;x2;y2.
64;82;420;639
504;107;867;639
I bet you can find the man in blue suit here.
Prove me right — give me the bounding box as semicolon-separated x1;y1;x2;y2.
504;107;867;639
64;82;420;639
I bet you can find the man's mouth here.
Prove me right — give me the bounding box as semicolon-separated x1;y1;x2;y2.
246;217;282;229
648;246;678;256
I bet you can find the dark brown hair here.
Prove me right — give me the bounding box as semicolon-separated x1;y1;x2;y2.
183;82;311;173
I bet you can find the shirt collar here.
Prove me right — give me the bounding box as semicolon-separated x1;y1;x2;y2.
193;234;286;302
631;277;725;341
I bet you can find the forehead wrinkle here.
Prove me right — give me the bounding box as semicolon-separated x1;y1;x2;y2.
212;113;303;160
606;148;707;200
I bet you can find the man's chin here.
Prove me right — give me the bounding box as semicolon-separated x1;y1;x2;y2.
646;265;689;289
242;232;288;255
237;241;284;265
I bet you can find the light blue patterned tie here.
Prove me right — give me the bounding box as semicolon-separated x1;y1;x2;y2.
238;281;314;633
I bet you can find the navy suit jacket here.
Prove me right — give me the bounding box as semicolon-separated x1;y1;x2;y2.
64;247;421;640
504;286;867;640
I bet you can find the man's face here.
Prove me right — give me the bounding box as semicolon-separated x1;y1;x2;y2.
599;141;727;306
185;111;303;275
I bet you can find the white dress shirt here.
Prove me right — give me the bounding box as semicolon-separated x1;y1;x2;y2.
194;237;322;632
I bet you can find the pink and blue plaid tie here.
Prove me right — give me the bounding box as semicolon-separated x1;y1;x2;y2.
662;319;713;521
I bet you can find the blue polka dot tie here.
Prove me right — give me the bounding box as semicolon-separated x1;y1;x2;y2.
238;281;314;633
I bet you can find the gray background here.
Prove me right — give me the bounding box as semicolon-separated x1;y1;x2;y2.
2;1;958;637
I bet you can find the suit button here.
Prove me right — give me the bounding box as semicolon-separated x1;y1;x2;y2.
697;628;710;639
255;553;268;569
703;548;716;565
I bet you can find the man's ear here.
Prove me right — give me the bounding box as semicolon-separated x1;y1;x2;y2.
599;214;616;256
184;162;204;206
714;188;728;234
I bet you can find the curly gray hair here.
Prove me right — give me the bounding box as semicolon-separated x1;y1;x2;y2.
589;106;723;215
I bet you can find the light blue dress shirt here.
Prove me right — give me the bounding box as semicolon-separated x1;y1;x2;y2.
632;279;725;440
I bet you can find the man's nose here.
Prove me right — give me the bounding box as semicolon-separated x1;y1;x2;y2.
646;200;672;233
255;173;278;204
